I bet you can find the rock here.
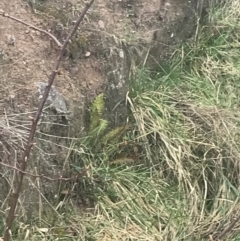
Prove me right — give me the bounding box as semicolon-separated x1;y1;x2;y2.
82;0;210;126
6;35;15;46
34;82;70;133
26;82;73;202
98;20;105;29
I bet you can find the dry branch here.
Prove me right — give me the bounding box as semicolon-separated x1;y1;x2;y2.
1;0;95;240
0;11;62;48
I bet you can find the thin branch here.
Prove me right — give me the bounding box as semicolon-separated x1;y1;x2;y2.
2;1;95;240
0;162;89;181
0;11;62;48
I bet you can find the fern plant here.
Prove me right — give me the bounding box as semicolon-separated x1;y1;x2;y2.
87;93;108;148
83;93;130;155
69;93;140;178
64;94;142;206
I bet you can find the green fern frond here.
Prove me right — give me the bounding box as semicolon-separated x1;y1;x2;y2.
101;125;128;144
91;93;104;115
89;93;105;133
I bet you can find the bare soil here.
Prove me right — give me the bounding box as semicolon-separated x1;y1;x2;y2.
0;0;206;121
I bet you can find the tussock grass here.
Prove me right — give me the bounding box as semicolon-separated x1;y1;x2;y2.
2;0;240;240
127;0;240;239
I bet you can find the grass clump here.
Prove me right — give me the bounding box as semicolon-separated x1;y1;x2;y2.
4;0;240;240
128;0;240;239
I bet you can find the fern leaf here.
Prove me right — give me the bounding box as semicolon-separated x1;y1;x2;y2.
91;93;104;115
89;93;105;133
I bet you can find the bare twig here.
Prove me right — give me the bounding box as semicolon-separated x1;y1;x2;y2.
0;162;89;181
213;212;240;241
1;1;95;240
0;10;62;48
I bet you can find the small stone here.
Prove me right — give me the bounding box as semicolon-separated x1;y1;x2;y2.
25;29;30;34
98;20;105;29
85;51;91;57
7;35;15;46
119;50;124;58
